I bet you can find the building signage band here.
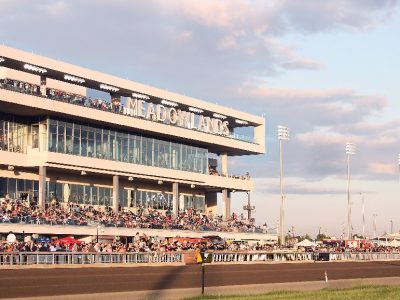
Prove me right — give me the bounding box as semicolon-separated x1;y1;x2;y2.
123;98;230;136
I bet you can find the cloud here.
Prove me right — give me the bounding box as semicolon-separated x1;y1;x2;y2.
368;163;397;175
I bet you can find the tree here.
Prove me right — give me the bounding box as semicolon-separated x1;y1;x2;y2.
316;233;330;241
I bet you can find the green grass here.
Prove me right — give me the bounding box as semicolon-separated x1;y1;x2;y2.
187;285;400;300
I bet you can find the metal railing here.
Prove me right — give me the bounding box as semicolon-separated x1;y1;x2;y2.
0;251;183;266
0;82;258;144
327;252;400;261
208;251;400;263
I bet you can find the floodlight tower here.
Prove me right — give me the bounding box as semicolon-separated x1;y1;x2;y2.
278;125;289;246
360;192;365;238
345;142;356;240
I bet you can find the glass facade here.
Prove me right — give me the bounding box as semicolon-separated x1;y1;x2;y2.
0;177;39;199
68;184;113;206
0;176;206;212
48;119;208;174
123;190;173;210
0;115;28;153
183;195;205;212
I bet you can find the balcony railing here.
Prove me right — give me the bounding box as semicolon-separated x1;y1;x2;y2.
0;78;258;144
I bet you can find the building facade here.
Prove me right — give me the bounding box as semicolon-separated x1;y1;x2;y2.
0;46;265;219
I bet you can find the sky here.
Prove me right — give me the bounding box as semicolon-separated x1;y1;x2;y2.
1;0;400;237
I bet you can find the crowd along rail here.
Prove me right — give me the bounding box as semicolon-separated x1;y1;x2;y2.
2;251;400;266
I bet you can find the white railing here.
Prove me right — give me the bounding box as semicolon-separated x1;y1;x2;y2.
0;252;183;266
328;252;400;261
210;251;314;263
208;251;400;263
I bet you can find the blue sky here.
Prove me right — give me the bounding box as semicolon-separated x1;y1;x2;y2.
1;0;399;237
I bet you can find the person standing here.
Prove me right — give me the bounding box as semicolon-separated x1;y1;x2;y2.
6;231;17;244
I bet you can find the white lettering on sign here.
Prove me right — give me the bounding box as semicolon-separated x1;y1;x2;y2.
124;97;230;136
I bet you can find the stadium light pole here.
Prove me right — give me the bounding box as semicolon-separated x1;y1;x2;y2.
373;213;378;238
278;125;289;247
360;192;365;238
345;142;356;240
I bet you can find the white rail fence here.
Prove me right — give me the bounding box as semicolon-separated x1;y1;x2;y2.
208;251;400;263
2;251;400;266
0;252;183;266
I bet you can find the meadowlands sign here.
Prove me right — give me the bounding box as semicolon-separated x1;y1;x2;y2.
123;98;230;136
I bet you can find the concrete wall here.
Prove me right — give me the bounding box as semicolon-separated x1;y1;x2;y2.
0;67;40;85
47;78;86;96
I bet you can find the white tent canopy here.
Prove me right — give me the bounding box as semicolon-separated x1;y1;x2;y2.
296;239;317;247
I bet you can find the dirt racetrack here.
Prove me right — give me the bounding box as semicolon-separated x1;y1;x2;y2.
1;261;400;298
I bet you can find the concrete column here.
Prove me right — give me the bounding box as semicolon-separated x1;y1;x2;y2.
222;189;231;220
38;166;46;209
221;152;228;176
172;182;179;218
113;175;119;213
63;183;70;203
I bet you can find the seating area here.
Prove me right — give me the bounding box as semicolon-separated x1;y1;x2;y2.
0;197;262;233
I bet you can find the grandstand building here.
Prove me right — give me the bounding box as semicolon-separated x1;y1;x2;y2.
0;45;265;229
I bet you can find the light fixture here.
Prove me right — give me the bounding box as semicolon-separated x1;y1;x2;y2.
278;125;290;140
23;63;47;74
7;165;14;171
190;184;196;189
189;107;203;113
81;170;87;176
161;99;178;107
128;176;134;181
213;113;227;119
345;142;356;155
235;119;248;125
100;83;119;92
64;74;85;84
157;180;163;185
0;57;5;63
132;92;150;100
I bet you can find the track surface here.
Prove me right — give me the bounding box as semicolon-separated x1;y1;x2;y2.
1;261;400;298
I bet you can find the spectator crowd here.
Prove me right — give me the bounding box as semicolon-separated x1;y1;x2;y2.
0;196;262;233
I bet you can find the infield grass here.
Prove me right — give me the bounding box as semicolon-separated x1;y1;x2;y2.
188;285;400;299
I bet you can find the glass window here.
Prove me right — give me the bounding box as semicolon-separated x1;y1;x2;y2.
81;126;88;157
49;121;57;152
45;118;208;174
95;129;102;159
102;129;110;160
0;177;7;197
87;128;95;157
122;134;129;163
73;124;80;155
57;121;65;153
65;124;73;154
